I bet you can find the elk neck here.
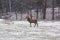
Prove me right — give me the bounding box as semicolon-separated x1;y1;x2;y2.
27;17;31;21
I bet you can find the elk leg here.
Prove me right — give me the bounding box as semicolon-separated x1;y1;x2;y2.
30;23;31;27
34;23;36;27
37;23;38;27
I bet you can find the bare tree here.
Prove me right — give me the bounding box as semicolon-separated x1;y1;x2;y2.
0;0;3;18
52;0;54;20
42;0;47;20
36;8;38;19
15;11;17;20
9;0;12;12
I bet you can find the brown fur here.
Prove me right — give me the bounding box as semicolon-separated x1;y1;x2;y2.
26;17;38;27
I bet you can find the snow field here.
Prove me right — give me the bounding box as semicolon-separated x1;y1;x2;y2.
0;19;60;40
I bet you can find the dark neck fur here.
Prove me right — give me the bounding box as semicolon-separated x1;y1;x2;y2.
27;18;30;21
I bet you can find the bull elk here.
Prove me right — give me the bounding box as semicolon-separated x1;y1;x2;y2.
26;16;38;27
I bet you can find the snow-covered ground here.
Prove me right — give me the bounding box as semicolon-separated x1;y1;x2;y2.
0;19;60;40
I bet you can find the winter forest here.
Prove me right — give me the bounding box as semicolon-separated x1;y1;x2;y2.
0;0;60;20
0;0;60;40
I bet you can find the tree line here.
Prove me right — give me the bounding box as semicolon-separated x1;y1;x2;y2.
0;0;60;20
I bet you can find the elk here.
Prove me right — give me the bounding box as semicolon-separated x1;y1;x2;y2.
26;16;38;27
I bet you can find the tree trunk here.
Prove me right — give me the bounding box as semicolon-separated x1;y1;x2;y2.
15;11;17;20
0;0;3;18
27;10;29;17
30;9;32;19
1;4;3;16
42;0;47;20
21;11;22;20
9;0;11;12
52;0;54;20
36;8;38;19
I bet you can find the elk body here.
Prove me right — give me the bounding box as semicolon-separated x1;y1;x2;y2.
26;17;38;27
